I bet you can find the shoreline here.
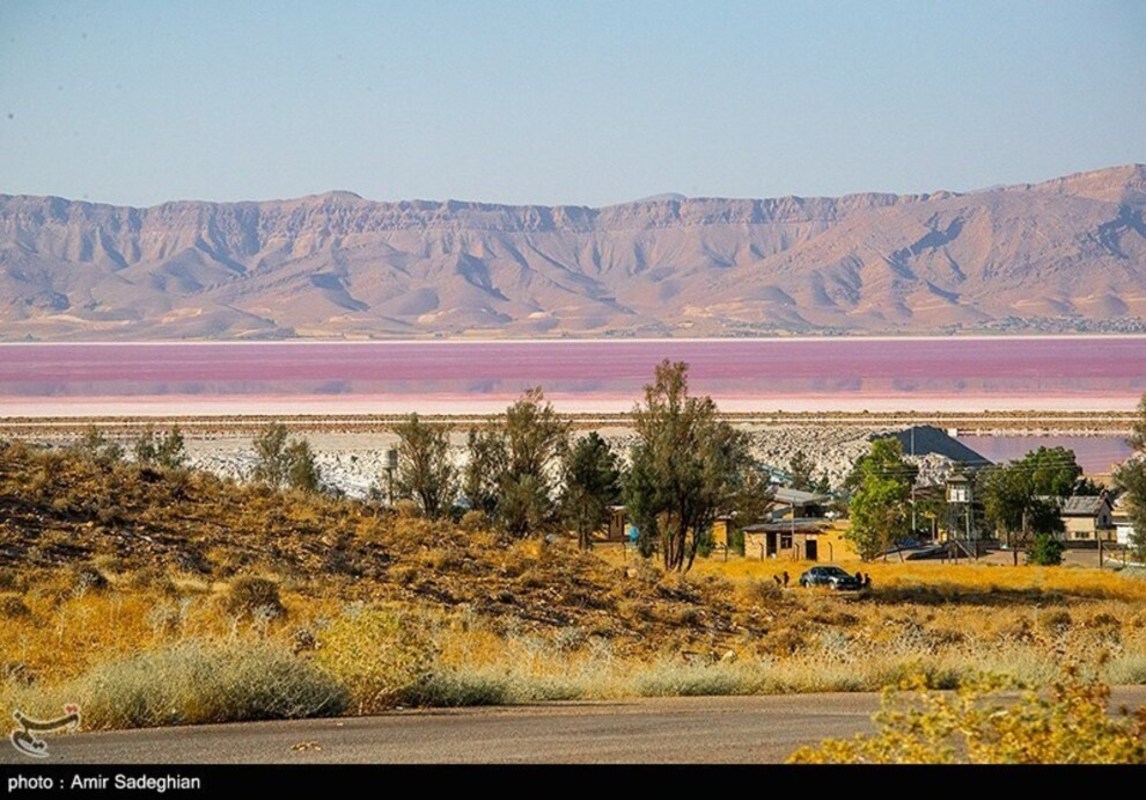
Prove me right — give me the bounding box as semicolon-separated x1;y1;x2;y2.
3;332;1146;347
0;393;1140;419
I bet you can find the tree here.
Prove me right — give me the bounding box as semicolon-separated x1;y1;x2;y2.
1115;459;1146;561
562;432;623;550
1131;394;1146;452
1018;446;1083;497
1114;394;1146;561
624;360;765;572
74;426;124;466
134;424;186;470
462;388;569;537
980;447;1079;563
393;414;456;519
845;438;915;561
844;437;918;494
463;428;506;518
285;439;321;493
251;422;322;492
788;450;832;496
787;450;818;492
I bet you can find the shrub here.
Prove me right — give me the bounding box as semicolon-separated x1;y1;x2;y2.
25;640;346;729
1038;610;1072;637
0;594;31;618
393;499;421;518
1028;533;1065;566
126;566;179;596
635;662;750;697
408;670;512;707
315;607;437;713
788;666;1146;764
70;565;109;595
224;577;285;620
459;509;490;533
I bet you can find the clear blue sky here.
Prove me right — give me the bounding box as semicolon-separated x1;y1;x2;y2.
1;1;1143;208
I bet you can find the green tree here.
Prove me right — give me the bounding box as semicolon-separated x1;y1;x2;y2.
393;413;456;519
463;427;507;518
1019;446;1083;497
561;432;623;550
1114;394;1146;561
74;426;124;466
624;360;764;572
845;438;916;561
462;388;569;537
134;424;187;470
251;422;322;492
1115;459;1146;561
980;447;1077;561
285;439;321;493
787;450;818;491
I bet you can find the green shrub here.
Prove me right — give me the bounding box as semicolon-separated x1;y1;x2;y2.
1028;533;1065;566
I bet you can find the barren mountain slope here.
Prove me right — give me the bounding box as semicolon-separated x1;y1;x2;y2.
1;164;1143;340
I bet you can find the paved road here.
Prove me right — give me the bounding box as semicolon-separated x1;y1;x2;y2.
9;687;1146;765
10;694;879;765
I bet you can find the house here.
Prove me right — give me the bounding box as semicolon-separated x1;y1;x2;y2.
606;505;629;541
711;515;733;548
1113;495;1136;547
1048;493;1116;543
769;487;832;519
742;519;834;561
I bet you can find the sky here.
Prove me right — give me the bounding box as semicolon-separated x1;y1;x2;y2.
1;0;1143;208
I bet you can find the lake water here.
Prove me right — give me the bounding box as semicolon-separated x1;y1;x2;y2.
955;435;1133;475
1;336;1143;415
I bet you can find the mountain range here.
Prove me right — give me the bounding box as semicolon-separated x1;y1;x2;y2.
2;164;1144;340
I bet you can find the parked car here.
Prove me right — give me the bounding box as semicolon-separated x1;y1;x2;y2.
798;565;862;590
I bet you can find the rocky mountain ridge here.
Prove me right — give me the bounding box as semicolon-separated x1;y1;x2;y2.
2;164;1144;340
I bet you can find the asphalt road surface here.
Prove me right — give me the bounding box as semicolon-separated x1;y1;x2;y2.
9;688;1146;765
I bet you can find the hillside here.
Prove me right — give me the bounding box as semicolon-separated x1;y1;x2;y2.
2;165;1145;340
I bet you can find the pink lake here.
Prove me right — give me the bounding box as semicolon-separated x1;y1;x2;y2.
0;336;1143;416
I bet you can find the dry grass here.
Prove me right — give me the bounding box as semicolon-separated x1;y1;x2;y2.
5;440;1146;730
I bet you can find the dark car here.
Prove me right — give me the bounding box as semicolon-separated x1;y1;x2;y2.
798;565;862;590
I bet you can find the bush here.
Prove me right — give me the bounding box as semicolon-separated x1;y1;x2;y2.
0;594;31;618
224;577;285;620
459;509;490;533
788;666;1146;763
315;607;437;713
70;565;109;595
30;640;346;729
1028;533;1065;566
126;566;179;595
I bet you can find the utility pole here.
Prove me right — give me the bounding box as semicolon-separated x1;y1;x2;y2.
910;427;917;536
384;448;398;507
